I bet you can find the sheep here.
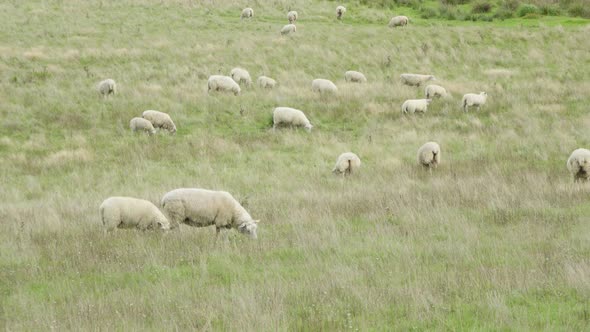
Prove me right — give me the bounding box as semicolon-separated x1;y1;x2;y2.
207;75;241;96
344;71;367;83
462;92;488;112
417;142;441;169
312;78;338;94
400;73;436;87
333;152;361;176
130;117;156;135
287;10;298;23
567;148;590;182
97;79;116;96
241;8;254;19
257;76;277;89
281;24;297;35
273;107;313;132
142;110;176;134
336;6;346;20
161;188;259;239
99;197;170;232
230;67;252;87
388;15;409;28
401;99;432;114
425;84;448;99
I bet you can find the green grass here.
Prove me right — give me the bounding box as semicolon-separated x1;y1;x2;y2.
1;0;590;330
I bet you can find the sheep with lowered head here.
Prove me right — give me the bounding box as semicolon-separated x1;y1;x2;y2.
130;117;156;135
161;188;259;239
567;148;590;182
207;75;241;96
241;8;254;19
401;73;435;87
417;142;441;169
425;84;448;99
281;24;297;35
345;71;367;83
401;99;432;114
389;15;409;27
97;79;116;96
287;11;298;23
336;6;346;20
312;78;338;94
230;67;252;87
100;196;170;232
462;92;488;112
273;107;313;132
142;110;176;134
333;152;361;176
258;76;277;89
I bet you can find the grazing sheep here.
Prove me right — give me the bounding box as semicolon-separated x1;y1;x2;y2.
389;15;409;27
336;6;346;20
142;110;176;134
130;117;156;135
207;75;241;96
312;78;338;94
257;76;277;89
400;73;436;87
417;142;441;169
161;188;259;239
99;197;170;232
462;92;488;112
97;79;116;96
425;84;448;99
401;99;432;114
281;24;297;35
230;67;252;87
287;10;298;23
273;107;313;132
567;148;590;182
241;8;254;19
333;152;361;175
344;71;367;83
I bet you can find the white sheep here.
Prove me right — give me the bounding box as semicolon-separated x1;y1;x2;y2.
389;15;409;28
230;67;252;87
287;11;298;23
142;110;177;134
567;148;590;182
207;75;241;96
425;84;448;99
241;8;254;19
97;79;116;96
336;6;346;20
401;99;432;114
344;71;367;83
161;188;259;239
312;78;338;94
400;73;436;87
273;107;313;132
257;76;277;89
281;24;297;35
417;142;441;169
333;152;361;175
99;197;170;232
130;117;156;135
462;92;488;112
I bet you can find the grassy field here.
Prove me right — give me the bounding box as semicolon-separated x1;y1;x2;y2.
1;0;590;330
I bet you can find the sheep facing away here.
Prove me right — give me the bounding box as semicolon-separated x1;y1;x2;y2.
273;107;313;132
401;99;432;114
287;10;298;23
230;67;252;87
97;79;116;96
241;8;254;19
425;84;448;99
389;16;409;28
142;110;177;134
400;73;436;87
281;24;297;35
257;76;277;89
207;75;241;96
417;142;441;169
100;197;170;232
130;117;156;135
333;152;361;175
161;188;259;239
462;92;488;112
567;148;590;182
344;71;367;83
336;6;346;20
312;78;338;94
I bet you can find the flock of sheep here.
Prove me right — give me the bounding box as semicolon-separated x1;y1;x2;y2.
95;5;589;239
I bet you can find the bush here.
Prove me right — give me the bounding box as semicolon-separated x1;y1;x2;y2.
493;7;514;19
568;4;590;18
439;4;461;20
539;4;561;16
499;0;520;11
517;4;539;17
472;1;493;13
420;6;439;18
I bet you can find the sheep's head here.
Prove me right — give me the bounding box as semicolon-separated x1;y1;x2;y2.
157;218;171;231
429;75;436;81
305;124;313;132
480;92;487;96
238;220;259;239
426;99;433;104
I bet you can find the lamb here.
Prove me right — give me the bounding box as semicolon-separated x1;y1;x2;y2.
425;84;448;99
388;15;409;28
312;78;338;94
207;75;241;96
273;107;313;132
99;197;170;232
336;6;346;20
417;142;441;169
130;117;156;135
257;76;277;89
241;8;254;19
567;148;590;182
462;92;488;112
401;99;432;114
230;67;252;87
161;188;259;239
344;71;367;83
287;10;298;23
400;73;436;87
142;110;177;134
97;79;116;96
332;152;361;175
281;24;297;35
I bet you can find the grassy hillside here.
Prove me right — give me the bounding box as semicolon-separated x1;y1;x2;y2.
1;0;590;330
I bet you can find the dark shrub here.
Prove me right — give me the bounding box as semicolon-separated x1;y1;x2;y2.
472;1;493;13
517;4;539;17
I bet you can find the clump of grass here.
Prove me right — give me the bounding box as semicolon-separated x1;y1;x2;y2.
472;1;494;13
517;3;540;17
